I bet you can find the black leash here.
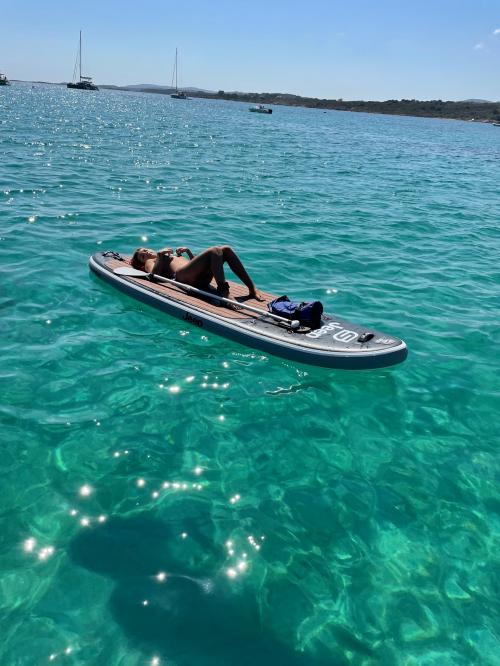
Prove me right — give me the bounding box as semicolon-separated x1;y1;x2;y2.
102;251;124;261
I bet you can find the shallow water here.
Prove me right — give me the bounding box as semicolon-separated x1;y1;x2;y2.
1;83;499;665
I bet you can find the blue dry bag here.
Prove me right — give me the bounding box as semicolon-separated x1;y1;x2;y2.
268;295;323;329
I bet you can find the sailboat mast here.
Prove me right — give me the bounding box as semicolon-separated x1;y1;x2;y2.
79;30;82;82
175;48;178;92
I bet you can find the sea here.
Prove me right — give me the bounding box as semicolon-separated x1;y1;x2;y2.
1;83;499;665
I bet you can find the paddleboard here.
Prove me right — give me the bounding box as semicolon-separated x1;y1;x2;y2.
89;252;407;370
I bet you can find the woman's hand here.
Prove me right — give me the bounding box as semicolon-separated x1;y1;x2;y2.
176;247;194;258
158;247;173;257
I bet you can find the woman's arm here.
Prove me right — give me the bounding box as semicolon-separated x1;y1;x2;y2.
176;247;194;259
148;248;173;274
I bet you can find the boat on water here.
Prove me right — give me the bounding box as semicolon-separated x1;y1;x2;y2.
0;72;10;86
249;104;272;114
89;251;408;370
170;48;187;99
67;31;98;91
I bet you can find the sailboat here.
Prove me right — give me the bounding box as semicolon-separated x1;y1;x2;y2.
0;72;10;86
170;48;187;99
67;31;98;91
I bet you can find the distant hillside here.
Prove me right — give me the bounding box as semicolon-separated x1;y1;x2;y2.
14;79;500;122
99;84;500;122
100;84;173;94
123;84;167;90
192;91;500;122
100;83;215;94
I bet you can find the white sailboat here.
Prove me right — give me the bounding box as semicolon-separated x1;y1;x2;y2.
170;48;187;99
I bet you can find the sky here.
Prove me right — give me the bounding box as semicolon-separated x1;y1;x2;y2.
2;0;500;101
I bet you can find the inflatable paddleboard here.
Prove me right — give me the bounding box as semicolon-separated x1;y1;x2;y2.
89;252;407;370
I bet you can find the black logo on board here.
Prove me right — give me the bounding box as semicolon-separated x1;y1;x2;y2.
184;312;203;327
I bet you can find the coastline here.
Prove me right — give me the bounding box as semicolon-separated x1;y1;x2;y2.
10;79;500;123
100;85;500;123
194;91;500;124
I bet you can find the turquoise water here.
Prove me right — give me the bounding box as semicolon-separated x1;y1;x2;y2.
1;83;499;665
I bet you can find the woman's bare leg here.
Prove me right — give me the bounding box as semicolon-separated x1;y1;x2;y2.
175;246;258;297
209;247;227;287
174;247;224;290
220;246;257;296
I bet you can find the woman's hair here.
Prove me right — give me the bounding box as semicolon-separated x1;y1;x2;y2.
131;249;144;270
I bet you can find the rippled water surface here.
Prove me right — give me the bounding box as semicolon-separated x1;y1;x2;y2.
1;83;499;665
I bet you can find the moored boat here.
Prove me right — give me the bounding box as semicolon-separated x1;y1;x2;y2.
67;31;98;91
0;72;10;86
170;48;187;99
249;104;272;114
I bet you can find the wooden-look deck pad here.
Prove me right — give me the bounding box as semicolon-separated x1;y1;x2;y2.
105;257;276;321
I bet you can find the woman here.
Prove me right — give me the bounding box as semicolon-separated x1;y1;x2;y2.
131;245;259;299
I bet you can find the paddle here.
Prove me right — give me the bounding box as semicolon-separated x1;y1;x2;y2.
113;266;301;329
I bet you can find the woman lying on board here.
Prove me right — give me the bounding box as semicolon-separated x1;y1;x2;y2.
131;245;260;299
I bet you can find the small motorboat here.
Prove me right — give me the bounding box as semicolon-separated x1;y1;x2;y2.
249;105;272;114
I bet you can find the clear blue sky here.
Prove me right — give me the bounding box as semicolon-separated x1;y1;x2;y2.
2;0;500;100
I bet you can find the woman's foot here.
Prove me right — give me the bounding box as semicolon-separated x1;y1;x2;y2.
216;281;230;298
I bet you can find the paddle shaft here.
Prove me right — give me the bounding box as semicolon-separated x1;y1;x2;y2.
114;266;300;328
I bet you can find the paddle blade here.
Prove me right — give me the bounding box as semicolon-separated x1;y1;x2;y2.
114;266;149;278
